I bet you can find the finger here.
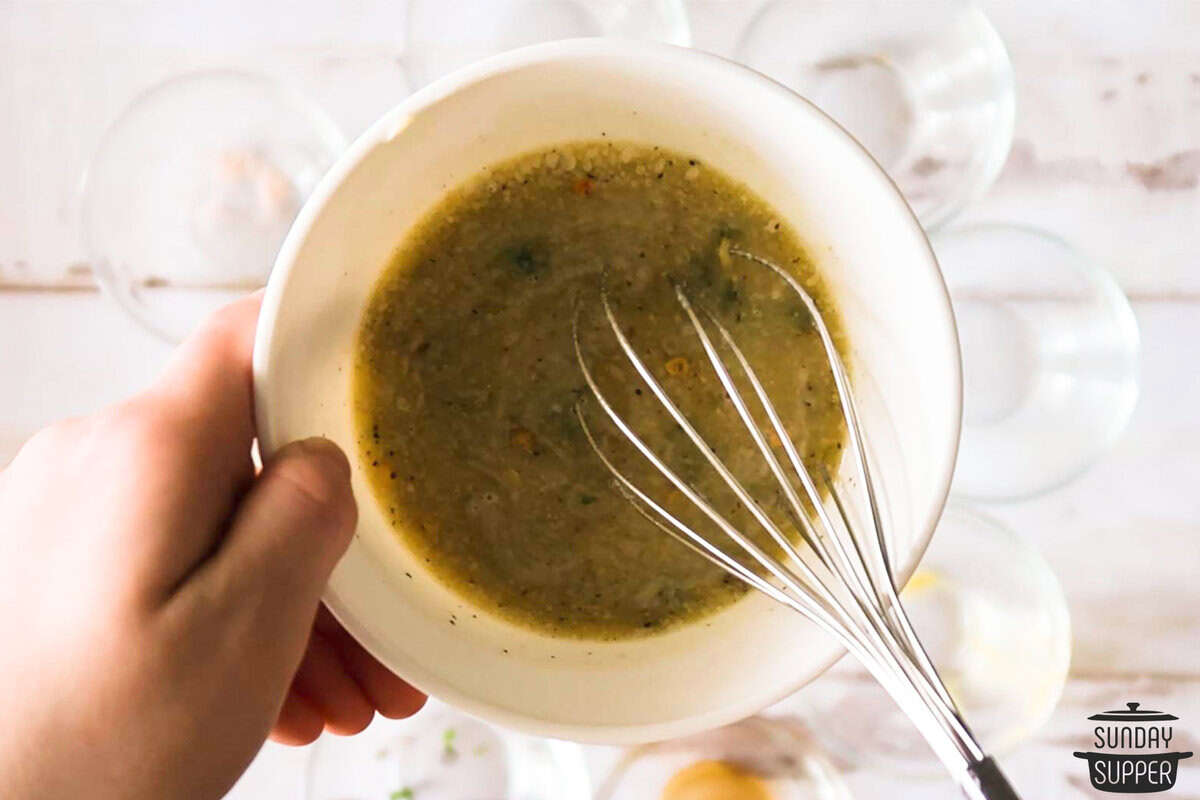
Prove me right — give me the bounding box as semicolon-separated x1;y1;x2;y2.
152;290;262;473
316;607;427;719
270;691;325;746
292;631;376;736
128;292;264;583
183;437;356;691
155;290;262;447
213;436;356;592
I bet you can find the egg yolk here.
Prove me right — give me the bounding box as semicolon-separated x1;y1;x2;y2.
661;759;773;800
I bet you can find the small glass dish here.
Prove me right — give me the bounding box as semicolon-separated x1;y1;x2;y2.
933;223;1140;500
403;0;692;89
798;504;1071;774
80;69;345;342
594;716;852;800
735;0;1014;230
304;702;591;800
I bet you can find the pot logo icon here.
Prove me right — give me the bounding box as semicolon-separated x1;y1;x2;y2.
1074;702;1192;793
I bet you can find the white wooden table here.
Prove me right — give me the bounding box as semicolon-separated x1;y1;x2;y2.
2;2;1198;797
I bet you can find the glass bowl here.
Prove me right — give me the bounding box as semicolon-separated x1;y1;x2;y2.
81;69;345;342
799;504;1071;773
404;0;692;89
594;716;852;800
735;0;1014;230
304;703;591;800
933;223;1140;500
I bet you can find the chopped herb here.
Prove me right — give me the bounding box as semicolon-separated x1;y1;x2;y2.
390;789;414;800
720;280;740;309
442;727;458;758
579;494;598;505
513;247;536;273
502;242;549;276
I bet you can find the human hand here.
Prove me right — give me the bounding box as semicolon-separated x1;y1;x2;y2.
0;294;425;799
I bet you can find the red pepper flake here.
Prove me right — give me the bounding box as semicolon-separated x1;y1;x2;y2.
571;177;595;196
510;426;538;454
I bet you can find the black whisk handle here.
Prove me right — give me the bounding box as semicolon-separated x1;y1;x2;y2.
964;756;1022;800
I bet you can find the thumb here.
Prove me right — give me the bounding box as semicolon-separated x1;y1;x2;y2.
191;437;357;662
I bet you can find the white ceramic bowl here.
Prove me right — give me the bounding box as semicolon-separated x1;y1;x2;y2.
254;39;961;744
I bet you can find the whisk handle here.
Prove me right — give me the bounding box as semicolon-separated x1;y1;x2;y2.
962;756;1022;800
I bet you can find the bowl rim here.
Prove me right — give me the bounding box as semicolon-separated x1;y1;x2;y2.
253;37;962;743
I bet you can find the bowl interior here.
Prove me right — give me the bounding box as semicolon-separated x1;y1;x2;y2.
254;40;960;744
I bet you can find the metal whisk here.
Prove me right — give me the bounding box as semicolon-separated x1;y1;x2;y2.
573;248;1020;800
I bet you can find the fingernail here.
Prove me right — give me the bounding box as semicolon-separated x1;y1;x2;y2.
296;436;351;479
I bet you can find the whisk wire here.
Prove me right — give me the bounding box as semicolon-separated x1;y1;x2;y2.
675;290;968;731
730;247;967;725
576;290;971;761
575;404;792;607
681;280;977;757
598;292;800;561
573;252;1018;797
574;378;962;749
572;316;843;628
685;291;918;659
